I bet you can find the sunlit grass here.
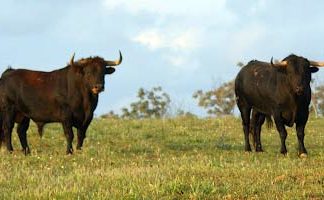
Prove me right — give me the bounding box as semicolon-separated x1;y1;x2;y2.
0;116;323;199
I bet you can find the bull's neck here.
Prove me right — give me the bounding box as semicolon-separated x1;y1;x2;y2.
66;67;99;124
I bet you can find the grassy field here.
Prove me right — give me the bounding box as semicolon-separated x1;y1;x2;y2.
0;116;323;199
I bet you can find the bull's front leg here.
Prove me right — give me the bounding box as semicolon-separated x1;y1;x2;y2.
77;114;93;150
76;128;87;150
273;112;288;155
295;123;307;157
295;107;309;157
2;105;16;153
16;117;31;155
62;122;74;154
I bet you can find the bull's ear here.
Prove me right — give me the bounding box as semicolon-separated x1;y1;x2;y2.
310;67;319;73
105;67;115;74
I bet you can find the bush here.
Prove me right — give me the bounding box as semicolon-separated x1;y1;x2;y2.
121;86;171;119
193;80;235;116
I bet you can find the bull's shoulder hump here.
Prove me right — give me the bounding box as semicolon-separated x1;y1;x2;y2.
246;60;270;67
13;69;48;73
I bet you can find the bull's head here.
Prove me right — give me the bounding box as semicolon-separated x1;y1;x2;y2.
70;51;123;95
271;55;324;95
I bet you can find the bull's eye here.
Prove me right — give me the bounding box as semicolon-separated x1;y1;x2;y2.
86;71;92;76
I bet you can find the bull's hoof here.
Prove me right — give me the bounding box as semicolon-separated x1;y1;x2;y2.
255;145;263;152
22;147;31;155
7;147;13;153
245;146;252;152
76;146;82;150
66;148;73;155
256;149;264;153
280;149;288;155
299;153;308;158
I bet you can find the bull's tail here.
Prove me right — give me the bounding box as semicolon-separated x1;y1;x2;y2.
265;115;273;129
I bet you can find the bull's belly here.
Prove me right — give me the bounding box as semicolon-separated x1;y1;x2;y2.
29;111;87;125
252;103;272;115
29;113;61;123
19;104;66;123
16;100;91;127
281;111;295;127
253;106;295;127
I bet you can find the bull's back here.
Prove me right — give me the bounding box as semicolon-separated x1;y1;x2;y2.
235;61;272;96
2;69;68;121
235;61;278;113
1;68;15;78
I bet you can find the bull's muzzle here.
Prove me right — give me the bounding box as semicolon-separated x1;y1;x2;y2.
295;86;304;96
92;84;104;94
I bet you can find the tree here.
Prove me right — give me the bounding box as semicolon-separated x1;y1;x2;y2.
236;62;245;68
121;86;171;119
175;109;197;118
101;111;119;119
312;84;324;116
193;80;236;116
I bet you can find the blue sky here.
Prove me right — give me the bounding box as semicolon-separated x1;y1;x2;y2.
1;0;324;116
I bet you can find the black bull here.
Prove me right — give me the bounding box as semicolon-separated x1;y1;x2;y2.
0;52;122;154
235;54;324;156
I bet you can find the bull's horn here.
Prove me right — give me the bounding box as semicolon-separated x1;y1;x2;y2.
309;60;324;67
106;51;122;66
271;57;288;68
70;53;75;65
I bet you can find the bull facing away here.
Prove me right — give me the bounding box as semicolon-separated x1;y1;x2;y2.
0;51;122;154
235;54;324;156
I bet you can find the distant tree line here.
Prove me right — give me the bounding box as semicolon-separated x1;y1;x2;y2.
101;82;324;119
101;62;324;119
102;87;173;119
193;80;235;116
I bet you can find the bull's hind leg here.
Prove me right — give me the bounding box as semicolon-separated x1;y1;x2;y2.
17;117;31;155
238;104;252;152
0;128;3;148
3;107;15;152
273;112;288;155
0;115;4;148
253;112;265;152
62;122;74;154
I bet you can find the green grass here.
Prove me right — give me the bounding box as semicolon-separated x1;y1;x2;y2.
0;116;324;199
